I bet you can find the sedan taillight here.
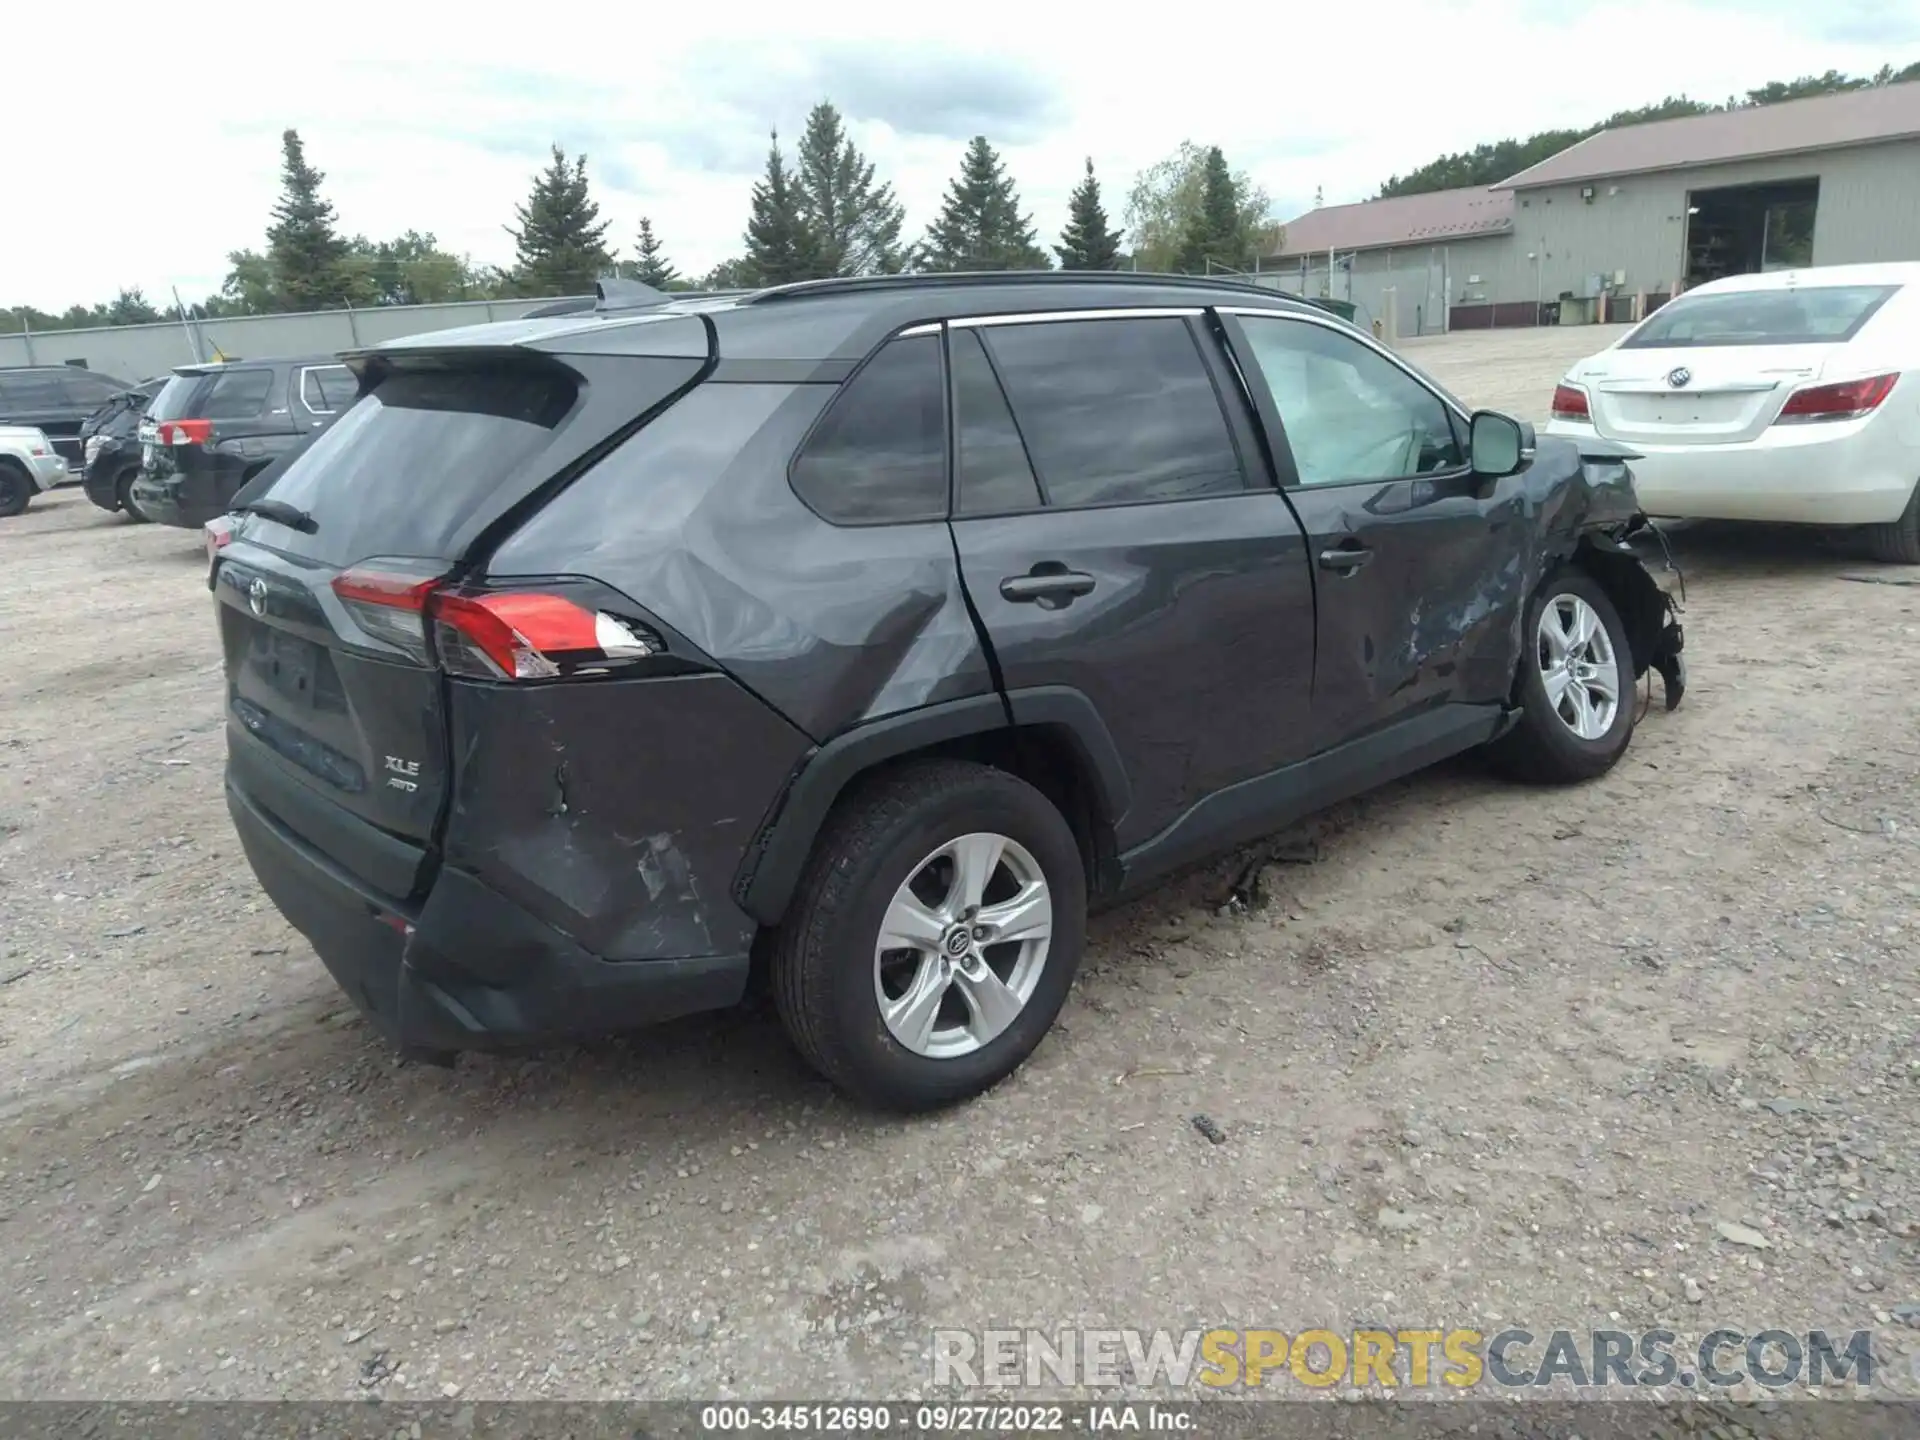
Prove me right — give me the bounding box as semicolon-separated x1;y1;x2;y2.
1774;373;1898;424
1551;383;1590;421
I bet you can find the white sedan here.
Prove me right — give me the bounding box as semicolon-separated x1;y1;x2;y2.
1544;262;1920;562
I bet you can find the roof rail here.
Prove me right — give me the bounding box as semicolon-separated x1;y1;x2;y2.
740;270;1294;305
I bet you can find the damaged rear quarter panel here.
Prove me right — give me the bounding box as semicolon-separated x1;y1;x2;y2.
483;382;997;742
440;673;810;961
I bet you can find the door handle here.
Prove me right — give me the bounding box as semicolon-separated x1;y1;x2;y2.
999;568;1097;606
1318;545;1374;574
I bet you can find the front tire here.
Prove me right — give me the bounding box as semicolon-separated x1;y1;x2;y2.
0;462;32;519
1488;567;1636;784
772;759;1086;1112
1864;482;1920;565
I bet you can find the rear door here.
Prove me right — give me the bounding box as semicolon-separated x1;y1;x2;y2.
1581;281;1902;446
944;310;1316;852
1220;308;1525;749
215;352;702;898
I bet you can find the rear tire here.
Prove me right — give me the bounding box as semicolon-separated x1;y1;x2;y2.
0;462;32;519
1488;567;1636;784
116;467;151;522
772;759;1086;1112
1863;482;1920;565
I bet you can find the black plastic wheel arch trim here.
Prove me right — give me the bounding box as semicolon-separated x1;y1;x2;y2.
733;687;1129;927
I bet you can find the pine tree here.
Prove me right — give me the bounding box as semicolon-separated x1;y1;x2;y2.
631;217;678;289
793;102;906;277
1175;146;1244;274
265;129;353;311
744;131;814;286
1054;158;1122;270
919;137;1050;273
508;146;614;297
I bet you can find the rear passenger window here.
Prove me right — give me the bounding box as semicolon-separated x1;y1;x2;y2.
952;329;1041;514
790;334;946;524
304;366;357;412
202;368;273;419
980;318;1243;508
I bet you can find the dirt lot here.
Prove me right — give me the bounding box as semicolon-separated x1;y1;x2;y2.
3;324;1919;1406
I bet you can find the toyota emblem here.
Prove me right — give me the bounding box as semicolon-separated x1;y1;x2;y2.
248;578;268;617
1665;366;1692;389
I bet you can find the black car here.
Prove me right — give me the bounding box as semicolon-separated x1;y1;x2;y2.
209;273;1685;1111
0;364;138;467
80;376;169;519
131;355;357;529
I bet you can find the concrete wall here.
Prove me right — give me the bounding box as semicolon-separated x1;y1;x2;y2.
1509;138;1920;305
0;296;587;383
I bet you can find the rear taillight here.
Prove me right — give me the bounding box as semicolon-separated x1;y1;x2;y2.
433;591;659;679
328;567;661;679
1774;372;1898;424
204;516;234;564
1551;383;1590;422
157;418;214;446
330;567;443;665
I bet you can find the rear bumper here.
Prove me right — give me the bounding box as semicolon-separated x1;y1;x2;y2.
130;466;227;529
227;770;751;1053
1545;417;1916;525
27;454;69;491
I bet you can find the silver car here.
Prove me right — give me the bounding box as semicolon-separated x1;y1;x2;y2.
0;424;72;517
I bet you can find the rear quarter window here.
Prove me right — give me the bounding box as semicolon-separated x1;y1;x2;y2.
789;334;947;524
1623;284;1899;348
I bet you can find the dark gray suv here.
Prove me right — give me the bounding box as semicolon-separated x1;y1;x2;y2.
208;273;1685;1111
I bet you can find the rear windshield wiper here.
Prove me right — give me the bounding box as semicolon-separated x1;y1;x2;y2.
235;498;318;533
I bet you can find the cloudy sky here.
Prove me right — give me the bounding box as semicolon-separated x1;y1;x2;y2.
7;0;1917;312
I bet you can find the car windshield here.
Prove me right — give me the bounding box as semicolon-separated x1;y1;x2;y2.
1622;284;1899;348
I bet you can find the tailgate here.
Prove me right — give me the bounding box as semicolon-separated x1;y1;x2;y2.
215;545;446;896
213;345;707;897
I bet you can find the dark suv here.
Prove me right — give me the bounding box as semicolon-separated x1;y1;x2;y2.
80;376;168;519
131;355;357;529
0;364;137;467
210;274;1685;1111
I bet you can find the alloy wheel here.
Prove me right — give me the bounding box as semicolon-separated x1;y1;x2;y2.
873;832;1053;1059
1537;593;1619;740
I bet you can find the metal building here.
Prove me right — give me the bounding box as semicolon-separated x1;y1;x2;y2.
1272;80;1920;333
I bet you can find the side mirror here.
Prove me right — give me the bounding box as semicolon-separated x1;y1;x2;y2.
1469;409;1533;478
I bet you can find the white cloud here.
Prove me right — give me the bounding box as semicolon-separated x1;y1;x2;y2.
3;0;1910;310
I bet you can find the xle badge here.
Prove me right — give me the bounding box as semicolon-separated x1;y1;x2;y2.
384;755;421;793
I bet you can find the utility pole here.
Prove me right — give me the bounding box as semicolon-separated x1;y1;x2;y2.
171;286;203;363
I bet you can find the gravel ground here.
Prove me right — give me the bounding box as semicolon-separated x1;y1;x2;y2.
3;328;1918;1406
